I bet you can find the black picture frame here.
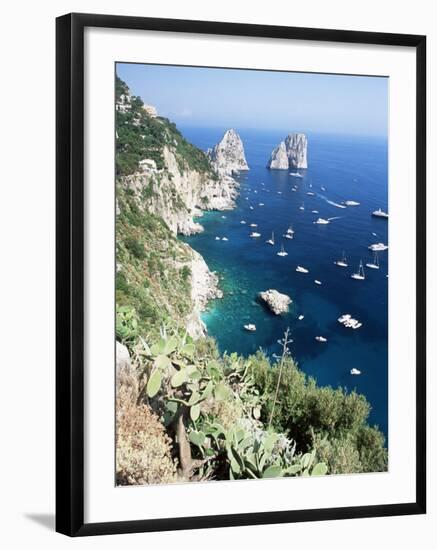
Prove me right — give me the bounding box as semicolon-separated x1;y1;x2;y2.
56;12;426;537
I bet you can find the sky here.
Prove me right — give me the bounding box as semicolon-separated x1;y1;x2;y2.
116;63;388;137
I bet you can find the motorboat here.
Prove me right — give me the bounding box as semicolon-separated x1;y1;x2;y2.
372;208;389;219
314;218;330;225
250;232;261;238
368;242;388;251
344;200;360;206
315;336;327;342
296;266;309;273
244;324;256;332
350;368;361;375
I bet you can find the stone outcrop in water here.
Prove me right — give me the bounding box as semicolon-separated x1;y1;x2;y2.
258;289;292;315
267;133;308;170
207;129;249;176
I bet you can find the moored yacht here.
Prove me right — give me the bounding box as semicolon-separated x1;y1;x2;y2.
351;260;365;280
334;251;348;267
372;208;389;219
266;231;275;245
296;266;309;273
366;251;380;269
368;242;388;251
277;244;288;257
244;324;256;332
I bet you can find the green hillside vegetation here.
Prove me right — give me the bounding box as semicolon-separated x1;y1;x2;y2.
116;184;194;340
115;76;388;484
116;76;215;177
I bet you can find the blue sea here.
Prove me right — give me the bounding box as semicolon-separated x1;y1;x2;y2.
181;127;388;437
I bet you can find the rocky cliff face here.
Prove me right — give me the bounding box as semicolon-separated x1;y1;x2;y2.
122;146;239;235
207;129;249;176
267;133;308;170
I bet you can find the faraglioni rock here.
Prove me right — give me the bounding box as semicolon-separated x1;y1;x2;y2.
258;289;292;315
207;129;249;176
267;133;308;170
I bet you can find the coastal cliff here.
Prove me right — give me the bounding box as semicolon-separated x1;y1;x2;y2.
207;129;249;176
267;133;308;170
115;77;231;337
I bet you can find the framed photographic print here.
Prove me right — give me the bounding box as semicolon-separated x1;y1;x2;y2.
56;13;426;536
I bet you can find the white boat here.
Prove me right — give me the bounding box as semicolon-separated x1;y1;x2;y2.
314;218;330;225
221;237;228;241
215;236;220;240
350;368;361;375
250;232;261;238
254;190;258;194
334;251;348;268
277;244;288;257
314;280;322;285
321;186;326;191
366;251;380;269
369;242;388;251
338;314;362;329
250;223;258;227
244;324;256;332
299;202;305;211
309;183;313;188
240;220;247;224
372;208;389;219
277;191;282;194
311;210;319;214
315;336;327;342
289;172;303;178
351;260;365;280
283;233;294;240
266;232;275;245
344;200;360;206
249;206;254;210
259;203;264;206
306;191;315;196
296;266;309;273
298;315;304;320
292;188;297;192
221;215;227;219
287;226;295;235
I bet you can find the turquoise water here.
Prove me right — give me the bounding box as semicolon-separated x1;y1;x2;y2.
181;127;388;437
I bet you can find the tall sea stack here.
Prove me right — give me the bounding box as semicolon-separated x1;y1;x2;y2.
267;133;308;170
207;129;249;176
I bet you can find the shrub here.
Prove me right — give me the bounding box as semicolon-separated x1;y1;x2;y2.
116;395;178;486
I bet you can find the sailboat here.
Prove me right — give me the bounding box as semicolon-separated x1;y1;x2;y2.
366;251;380;269
299;202;305;211
351;260;365;280
277;244;288;257
334;251;348;267
266;232;275;245
284;225;294;239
